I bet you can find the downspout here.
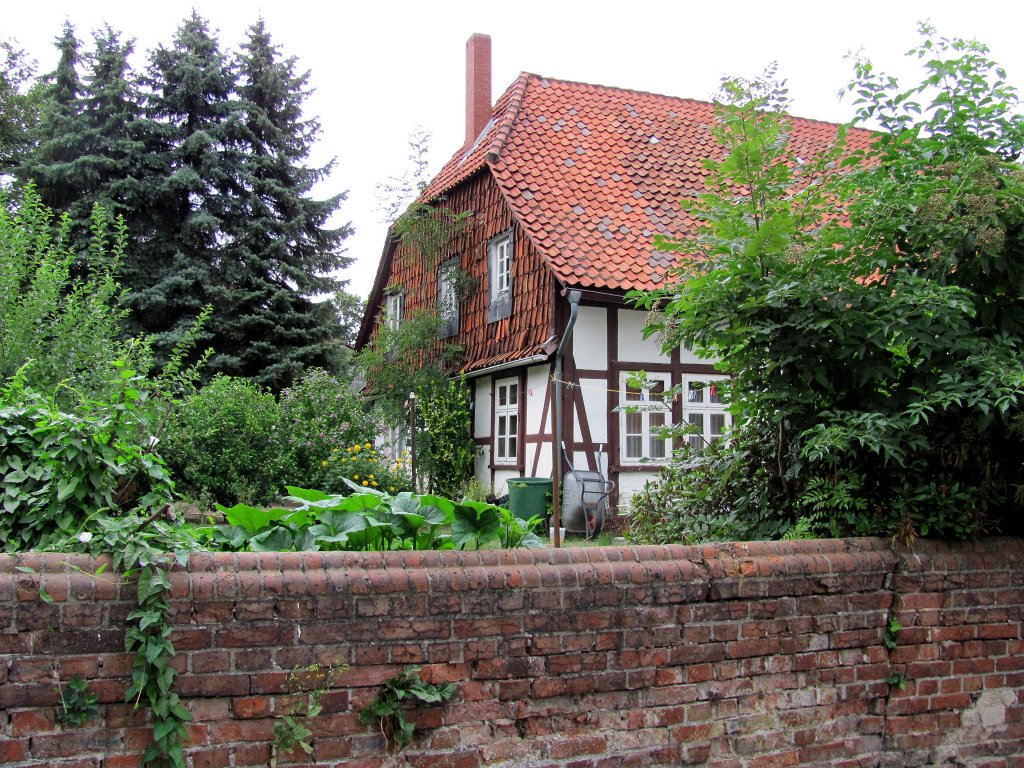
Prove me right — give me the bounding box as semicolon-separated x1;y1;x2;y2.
550;289;582;548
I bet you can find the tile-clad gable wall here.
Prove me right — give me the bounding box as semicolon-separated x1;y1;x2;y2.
370;170;555;373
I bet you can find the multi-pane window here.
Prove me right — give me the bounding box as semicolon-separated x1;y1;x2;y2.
438;260;459;338
682;376;730;451
494;238;511;294
384;291;403;330
487;230;513;322
620;372;671;462
494;377;519;463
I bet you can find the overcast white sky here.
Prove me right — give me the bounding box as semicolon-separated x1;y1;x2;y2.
6;1;1024;298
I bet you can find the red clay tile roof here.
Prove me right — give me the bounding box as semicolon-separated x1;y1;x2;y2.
424;74;876;292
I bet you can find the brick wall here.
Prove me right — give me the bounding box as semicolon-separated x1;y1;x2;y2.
1;538;1022;768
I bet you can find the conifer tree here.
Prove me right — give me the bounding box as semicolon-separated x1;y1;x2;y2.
25;23;83;210
23;26;144;259
224;18;353;387
20;13;353;390
128;11;243;365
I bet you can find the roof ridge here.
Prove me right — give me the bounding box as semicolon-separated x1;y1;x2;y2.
523;73;871;133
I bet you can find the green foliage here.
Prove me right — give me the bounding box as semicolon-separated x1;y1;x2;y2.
56;676;99;727
358;665;456;751
275;368;378;492
356;310;462;429
886;670;908;690
630;28;1024;544
0;185;146;402
417;376;473;499
44;507;201;768
271;663;347;767
0;365;175;552
321;441;412;496
0;38;41;174
161;375;284;505
195;486;544;553
883;617;903;651
19;14;351;389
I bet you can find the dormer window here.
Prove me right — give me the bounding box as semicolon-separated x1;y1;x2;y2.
384;290;403;330
438;260;459;338
487;229;513;323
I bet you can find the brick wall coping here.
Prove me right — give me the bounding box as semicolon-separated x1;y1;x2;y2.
3;537;1020;604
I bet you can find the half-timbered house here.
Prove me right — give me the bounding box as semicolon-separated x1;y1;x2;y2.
356;34;873;509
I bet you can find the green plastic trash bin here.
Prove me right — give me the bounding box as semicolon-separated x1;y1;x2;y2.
507;477;552;522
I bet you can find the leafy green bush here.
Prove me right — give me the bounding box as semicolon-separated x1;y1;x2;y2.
275;367;378;492
0;363;174;552
0;185;150;403
417;376;473;499
161;375;283;505
630;28;1024;543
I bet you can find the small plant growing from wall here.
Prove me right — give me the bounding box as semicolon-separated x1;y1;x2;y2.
56;676;99;727
271;663;348;767
358;665;457;751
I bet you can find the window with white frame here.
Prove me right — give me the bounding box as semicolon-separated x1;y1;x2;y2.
620;371;672;463
384;291;403;330
494;377;519;463
487;230;513;322
438;260;459;338
682;375;730;451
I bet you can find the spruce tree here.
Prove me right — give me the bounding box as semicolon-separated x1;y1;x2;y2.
23;26;145;260
129;11;243;365
226;18;353;388
25;23;84;211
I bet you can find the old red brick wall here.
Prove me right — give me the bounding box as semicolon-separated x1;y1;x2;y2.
1;538;1022;768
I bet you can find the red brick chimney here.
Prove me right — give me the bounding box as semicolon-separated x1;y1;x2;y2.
465;33;492;149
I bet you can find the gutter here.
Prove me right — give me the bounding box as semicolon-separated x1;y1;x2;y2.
551;290;582;548
461;353;551;380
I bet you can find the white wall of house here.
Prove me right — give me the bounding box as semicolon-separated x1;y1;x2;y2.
468;304;726;513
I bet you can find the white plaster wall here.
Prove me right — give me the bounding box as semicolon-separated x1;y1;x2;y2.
573;307;607;370
472;377;491;492
615;471;661;509
679;345;714;366
577;384;608;444
524;365;550;435
617;309;665;363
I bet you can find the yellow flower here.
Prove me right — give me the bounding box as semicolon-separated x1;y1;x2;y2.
353;444;361;452
365;442;372;449
371;481;378;487
353;474;359;480
389;486;396;492
368;474;375;479
362;480;368;486
321;460;328;467
332;448;338;453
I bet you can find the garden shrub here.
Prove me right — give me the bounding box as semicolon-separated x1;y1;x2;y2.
0;364;174;552
161;375;283;505
417;376;473;499
629;28;1024;544
322;441;412;495
276;367;378;492
0;185;151;404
